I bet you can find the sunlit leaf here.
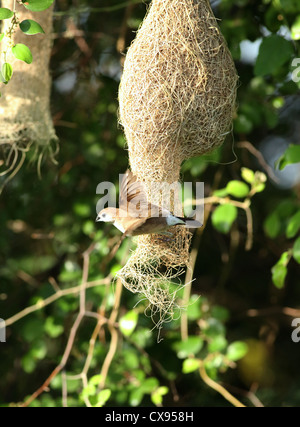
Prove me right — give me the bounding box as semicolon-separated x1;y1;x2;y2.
211;204;238;234
227;341;248;361
119;310;138;337
129;388;144;407
286;210;300;238
213;188;228;197
173;336;203;359
12;44;33;64
22;0;55;12
95;389;111;407
89;375;104;386
141;377;159;393
291;15;300;40
292;236;300;264
1;63;13;83
182;358;201;373
226;180;250;198
208;335;227;353
44;317;64;338
271;251;290;289
151;386;168;406
276;145;300;170
241;167;255;184
0;7;13;19
20;19;45;35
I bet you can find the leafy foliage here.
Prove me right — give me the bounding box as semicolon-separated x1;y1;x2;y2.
0;0;50;91
0;0;300;408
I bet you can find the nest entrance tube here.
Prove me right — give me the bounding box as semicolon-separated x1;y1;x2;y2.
118;0;238;326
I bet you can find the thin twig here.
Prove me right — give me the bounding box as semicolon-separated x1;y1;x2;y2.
99;278;123;389
180;168;224;340
246;306;300;319
61;371;68;408
199;362;246;408
5;276;110;327
237;141;279;183
21;243;99;407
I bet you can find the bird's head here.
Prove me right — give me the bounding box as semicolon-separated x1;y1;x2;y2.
96;207;117;223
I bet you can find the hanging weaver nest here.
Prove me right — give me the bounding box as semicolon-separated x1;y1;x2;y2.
117;0;238;326
0;1;57;193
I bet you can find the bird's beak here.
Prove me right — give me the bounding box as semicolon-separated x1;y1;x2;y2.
96;215;101;222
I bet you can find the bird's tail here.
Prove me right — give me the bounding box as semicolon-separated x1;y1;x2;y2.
176;216;203;228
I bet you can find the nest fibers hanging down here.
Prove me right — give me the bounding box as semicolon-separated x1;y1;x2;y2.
117;0;238;325
0;1;57;193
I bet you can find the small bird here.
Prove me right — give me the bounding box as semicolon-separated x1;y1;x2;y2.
96;170;202;237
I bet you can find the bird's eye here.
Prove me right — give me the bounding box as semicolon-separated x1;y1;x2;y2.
102;213;106;218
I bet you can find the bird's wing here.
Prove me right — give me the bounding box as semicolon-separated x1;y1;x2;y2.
119;170;159;218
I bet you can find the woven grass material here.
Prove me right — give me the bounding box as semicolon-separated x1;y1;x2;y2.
0;1;57;192
117;0;238;326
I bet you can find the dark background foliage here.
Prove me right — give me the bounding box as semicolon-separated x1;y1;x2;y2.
0;0;300;407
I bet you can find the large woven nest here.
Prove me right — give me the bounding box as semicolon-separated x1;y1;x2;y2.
117;0;238;325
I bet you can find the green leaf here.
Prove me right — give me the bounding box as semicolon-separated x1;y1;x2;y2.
211;305;229;322
119;310;138;337
173;336;204;359
292;236;300;264
272;264;288;289
226;180;250;198
44;317;64;338
23;0;55;12
31;340;47;360
241;167;255;185
253;182;266;193
151;386;168;406
2;63;13;83
129;388;144;407
0;7;14;19
226;341;248;361
286;210;300;238
95;389;111;407
22;353;36;373
12;44;33;64
254;35;294;76
80;384;96;399
277;200;297;218
89;375;104;387
213;188;228;197
264;212;281;238
277;145;300;170
141;377;159;393
21;318;44;342
271;251;290;289
203;318;226;338
234;114;253;134
187;295;203;321
211;204;238;234
208;335;228;353
0;33;4;42
20;19;45;35
182;358;201;374
291;15;300;40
